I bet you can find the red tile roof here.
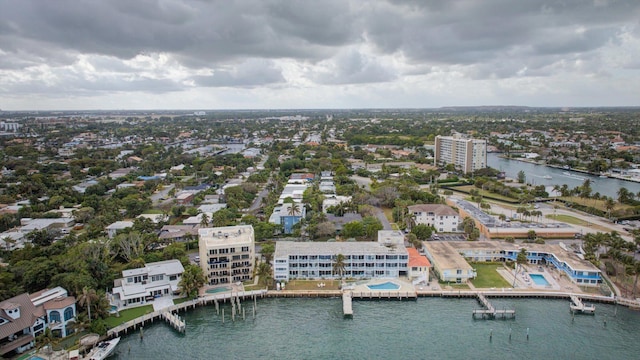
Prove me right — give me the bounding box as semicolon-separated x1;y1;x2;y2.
407;248;431;267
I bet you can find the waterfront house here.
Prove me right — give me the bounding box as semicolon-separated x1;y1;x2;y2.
111;260;185;308
407;204;460;233
0;294;45;357
422;241;476;283
29;287;76;338
407;248;431;285
199;225;255;286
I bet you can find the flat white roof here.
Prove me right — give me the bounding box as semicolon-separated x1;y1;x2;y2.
199;225;254;247
274;241;408;258
121;259;184;278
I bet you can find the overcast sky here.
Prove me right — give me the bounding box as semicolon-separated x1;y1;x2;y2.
1;0;639;110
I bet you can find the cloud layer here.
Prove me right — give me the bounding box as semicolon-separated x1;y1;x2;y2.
0;0;639;109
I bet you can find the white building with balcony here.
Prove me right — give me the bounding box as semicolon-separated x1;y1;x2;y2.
273;241;409;282
408;204;460;233
199;225;255;286
111;259;184;308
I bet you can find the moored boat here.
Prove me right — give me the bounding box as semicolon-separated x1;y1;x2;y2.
88;337;120;360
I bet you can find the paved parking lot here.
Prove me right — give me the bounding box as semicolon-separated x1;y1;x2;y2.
429;234;466;241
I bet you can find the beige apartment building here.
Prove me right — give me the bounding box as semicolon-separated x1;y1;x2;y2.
434;133;487;174
199;225;255;285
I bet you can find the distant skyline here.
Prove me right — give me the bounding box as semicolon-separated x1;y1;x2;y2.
1;0;639;111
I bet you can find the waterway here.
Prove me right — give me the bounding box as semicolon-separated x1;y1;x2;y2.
488;153;640;199
112;298;640;359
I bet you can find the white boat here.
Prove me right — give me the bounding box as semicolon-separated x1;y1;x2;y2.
542;175;552;179
89;337;120;360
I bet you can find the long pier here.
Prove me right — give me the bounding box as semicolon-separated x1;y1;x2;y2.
472;293;515;319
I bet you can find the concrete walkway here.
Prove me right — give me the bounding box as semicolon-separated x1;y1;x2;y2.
152;296;175;311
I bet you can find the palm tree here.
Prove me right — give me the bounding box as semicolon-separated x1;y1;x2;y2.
256;262;273;287
332;254;346;279
179;265;205;299
199;212;210;228
77;287;99;321
513;248;528;288
604;197;616;220
2;236;16;251
287;202;301;216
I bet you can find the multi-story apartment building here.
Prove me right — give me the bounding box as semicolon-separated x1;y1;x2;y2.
199;225;255;285
407;204;460;233
434;133;486;174
273;240;410;282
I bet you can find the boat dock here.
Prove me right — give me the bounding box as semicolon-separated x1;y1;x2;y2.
342;292;353;317
472;293;516;319
107;290;267;337
570;295;595;314
162;311;185;333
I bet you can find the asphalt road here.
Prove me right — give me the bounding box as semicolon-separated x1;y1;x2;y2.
375;208;392;230
151;184;175;206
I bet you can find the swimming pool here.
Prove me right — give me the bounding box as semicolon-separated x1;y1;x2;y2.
29;356;46;360
205;287;232;294
367;282;400;290
530;274;550;286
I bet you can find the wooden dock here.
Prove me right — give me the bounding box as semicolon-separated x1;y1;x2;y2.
570;295;595;314
472;293;516;319
342;292;353;317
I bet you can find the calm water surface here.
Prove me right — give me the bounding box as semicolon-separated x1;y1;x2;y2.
113;298;640;360
488;153;640;199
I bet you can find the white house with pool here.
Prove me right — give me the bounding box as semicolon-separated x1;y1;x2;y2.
110;259;184;309
274;241;409;282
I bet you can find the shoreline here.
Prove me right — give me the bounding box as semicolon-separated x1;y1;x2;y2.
495;154;640;184
106;287;639;339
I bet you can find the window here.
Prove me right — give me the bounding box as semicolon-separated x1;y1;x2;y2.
241;246;249;252
49;310;61;323
64;307;74;321
169;275;177;281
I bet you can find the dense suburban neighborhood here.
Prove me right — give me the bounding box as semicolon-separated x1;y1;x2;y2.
1;108;640;357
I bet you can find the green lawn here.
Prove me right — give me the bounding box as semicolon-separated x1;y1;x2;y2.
455;185;517;202
545;214;609;231
470;263;511;288
104;305;154;328
173;297;191;305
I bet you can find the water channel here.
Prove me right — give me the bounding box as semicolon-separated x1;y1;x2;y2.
487;153;640;199
113;297;640;359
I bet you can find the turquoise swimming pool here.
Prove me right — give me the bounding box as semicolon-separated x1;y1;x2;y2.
367;282;400;290
530;274;550;286
205;287;232;294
